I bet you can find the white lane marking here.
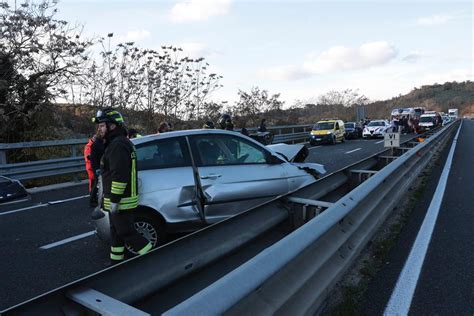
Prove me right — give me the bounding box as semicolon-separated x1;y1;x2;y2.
48;195;89;205
39;231;96;250
309;146;322;150
384;122;463;316
345;148;362;154
375;140;384;144
0;204;47;216
0;195;88;216
0;198;30;206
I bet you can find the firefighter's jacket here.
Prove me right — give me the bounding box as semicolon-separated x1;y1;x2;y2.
101;128;138;211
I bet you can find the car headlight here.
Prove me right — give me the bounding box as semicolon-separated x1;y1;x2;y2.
326;131;333;135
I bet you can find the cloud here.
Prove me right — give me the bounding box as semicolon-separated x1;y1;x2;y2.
259;41;398;81
117;30;151;43
178;42;220;58
422;68;473;84
416;13;454;26
402;51;427;63
257;65;311;81
170;0;232;23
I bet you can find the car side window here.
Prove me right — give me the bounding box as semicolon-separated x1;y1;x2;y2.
192;135;269;166
136;137;191;170
335;122;340;130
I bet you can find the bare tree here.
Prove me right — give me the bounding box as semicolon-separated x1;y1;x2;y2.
233;87;284;126
0;0;93;142
317;88;369;107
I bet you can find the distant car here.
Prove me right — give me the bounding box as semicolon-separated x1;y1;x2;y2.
94;129;326;249
344;122;362;139
441;115;451;126
309;119;345;145
362;120;390;138
418;111;441;132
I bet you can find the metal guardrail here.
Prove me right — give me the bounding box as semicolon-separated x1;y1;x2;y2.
1;123;456;315
166;123;458;315
0;125;312;182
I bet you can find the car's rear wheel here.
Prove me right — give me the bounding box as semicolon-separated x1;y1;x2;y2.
126;210;166;255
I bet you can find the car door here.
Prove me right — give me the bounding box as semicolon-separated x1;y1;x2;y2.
189;133;289;223
135;137;198;223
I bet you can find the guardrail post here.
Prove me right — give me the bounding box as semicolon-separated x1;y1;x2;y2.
0;150;6;164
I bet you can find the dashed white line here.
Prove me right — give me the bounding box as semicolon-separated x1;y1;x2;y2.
48;195;89;205
0;195;88;216
384;121;463;316
39;231;96;250
345;148;362;154
0;204;47;216
375;140;384;144
309;145;322;150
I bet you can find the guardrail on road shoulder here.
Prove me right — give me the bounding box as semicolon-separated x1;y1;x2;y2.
165;122;458;315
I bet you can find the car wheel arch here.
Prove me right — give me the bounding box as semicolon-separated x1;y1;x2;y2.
134;205;168;246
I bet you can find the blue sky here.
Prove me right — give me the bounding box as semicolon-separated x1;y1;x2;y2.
57;0;473;106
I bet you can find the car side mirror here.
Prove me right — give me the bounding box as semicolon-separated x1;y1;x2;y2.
267;154;283;164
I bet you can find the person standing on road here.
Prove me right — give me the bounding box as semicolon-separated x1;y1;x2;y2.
258;118;267;132
93;108;152;263
84;128;104;207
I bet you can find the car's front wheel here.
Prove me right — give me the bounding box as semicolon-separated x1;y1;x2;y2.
126;210;166;255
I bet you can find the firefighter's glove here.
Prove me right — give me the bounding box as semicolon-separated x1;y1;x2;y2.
110;202;119;215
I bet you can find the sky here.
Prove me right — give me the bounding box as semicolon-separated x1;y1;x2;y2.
56;0;473;107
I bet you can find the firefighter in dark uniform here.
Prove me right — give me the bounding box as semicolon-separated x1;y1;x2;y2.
93;108;152;263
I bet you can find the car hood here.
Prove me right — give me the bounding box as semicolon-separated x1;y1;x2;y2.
267;144;326;175
365;126;386;132
267;143;309;162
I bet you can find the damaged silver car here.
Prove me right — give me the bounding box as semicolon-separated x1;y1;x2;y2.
94;129;325;248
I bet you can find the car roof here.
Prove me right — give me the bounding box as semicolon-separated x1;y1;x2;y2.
316;119;342;123
131;129;254;146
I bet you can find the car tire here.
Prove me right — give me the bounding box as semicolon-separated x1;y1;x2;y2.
126;209;167;255
341;136;345;143
331;135;336;145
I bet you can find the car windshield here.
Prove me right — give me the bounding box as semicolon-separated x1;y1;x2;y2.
313;122;335;130
345;123;355;128
368;121;384;127
420;116;434;122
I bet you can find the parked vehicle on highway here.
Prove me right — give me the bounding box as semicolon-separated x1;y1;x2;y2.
0;176;28;204
448;108;458;120
344;122;362;139
362;120;390;138
94;129;326;249
441;114;451;126
418;111;441;132
309;119;345;145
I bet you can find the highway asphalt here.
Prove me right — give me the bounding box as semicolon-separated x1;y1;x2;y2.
0;134;416;311
361;120;473;315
